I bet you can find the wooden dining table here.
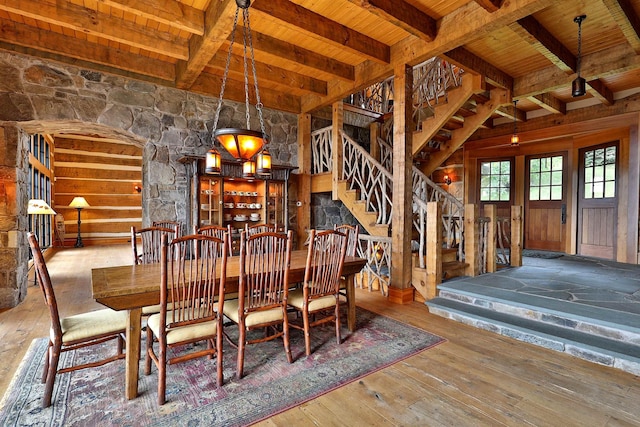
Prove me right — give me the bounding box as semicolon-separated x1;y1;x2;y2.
91;250;367;400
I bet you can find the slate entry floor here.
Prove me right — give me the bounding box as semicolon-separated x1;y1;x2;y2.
452;252;640;316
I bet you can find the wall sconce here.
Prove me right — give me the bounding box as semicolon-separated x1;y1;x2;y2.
134;185;142;193
443;175;452;185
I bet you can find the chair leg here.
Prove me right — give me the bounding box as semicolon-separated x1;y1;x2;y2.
237;326;246;379
144;326;153;376
41;340;52;383
216;322;224;387
302;309;312;357
42;341;61;408
158;346;166;405
282;315;293;364
334;302;342;345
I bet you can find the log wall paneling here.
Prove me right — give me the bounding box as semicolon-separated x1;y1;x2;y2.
53;137;142;246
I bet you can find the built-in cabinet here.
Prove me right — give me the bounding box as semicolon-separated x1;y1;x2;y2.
181;156;296;252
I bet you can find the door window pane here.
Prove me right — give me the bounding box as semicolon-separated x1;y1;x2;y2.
529;155;563;201
480;160;511;202
583;145;616;199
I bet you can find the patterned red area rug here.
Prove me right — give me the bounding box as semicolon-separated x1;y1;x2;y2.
0;308;444;426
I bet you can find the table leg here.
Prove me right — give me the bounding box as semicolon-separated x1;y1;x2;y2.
125;308;142;400
346;274;356;332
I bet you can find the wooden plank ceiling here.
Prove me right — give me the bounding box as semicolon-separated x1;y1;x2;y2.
0;0;639;134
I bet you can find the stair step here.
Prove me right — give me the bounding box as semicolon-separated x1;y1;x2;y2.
438;280;640;341
426;297;640;375
442;261;467;279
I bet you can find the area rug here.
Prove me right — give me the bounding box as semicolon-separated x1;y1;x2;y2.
0;308;444;426
522;249;564;259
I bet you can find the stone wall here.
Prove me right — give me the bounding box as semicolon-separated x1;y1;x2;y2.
0;51;298;308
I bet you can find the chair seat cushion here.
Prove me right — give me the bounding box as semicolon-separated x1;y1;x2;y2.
288;288;337;312
223;299;284;328
147;310;217;345
59;309;127;344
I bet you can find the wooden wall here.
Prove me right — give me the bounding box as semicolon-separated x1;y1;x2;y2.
52;136;142;246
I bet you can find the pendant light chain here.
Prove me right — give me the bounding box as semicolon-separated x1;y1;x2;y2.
212;7;241;135
243;7;267;142
576;17;583;76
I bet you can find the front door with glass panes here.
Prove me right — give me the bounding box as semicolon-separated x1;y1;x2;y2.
525;153;567;251
478;158;514;248
577;142;618;259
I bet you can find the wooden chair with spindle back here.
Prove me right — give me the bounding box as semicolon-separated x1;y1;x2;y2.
288;229;348;357
222;230;294;379
27;232;127;408
245;223;277;236
194;224;233;256
152;220;182;239
144;233;228;405
334;224;359;303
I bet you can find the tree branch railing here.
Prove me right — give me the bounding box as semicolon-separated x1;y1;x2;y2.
310;126;333;174
496;216;511;266
341;130;393;226
355;234;392;296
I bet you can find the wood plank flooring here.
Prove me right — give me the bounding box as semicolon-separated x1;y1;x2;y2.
1;245;639;425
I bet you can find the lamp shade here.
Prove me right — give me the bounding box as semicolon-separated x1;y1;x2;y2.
28;199;56;215
69;197;90;209
214;128;265;161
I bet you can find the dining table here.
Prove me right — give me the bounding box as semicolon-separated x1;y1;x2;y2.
91;250;367;400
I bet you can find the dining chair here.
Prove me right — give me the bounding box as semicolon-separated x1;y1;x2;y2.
222;230;293;379
27;232;127;408
144;233;228;405
334;224;359;303
245;223;276;236
288;229;348;357
194;224;233;256
152;220;182;238
131;225;176;265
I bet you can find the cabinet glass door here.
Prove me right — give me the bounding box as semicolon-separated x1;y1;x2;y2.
267;181;285;231
199;177;222;227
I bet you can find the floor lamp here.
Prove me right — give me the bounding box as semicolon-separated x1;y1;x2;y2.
28;199;56;285
69;197;90;248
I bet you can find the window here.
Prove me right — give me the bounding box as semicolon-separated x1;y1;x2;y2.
29;134;54;248
529;155;563;201
480;160;511;202
584;146;616;199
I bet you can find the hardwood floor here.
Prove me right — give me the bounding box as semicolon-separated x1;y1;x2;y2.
2;245;639;425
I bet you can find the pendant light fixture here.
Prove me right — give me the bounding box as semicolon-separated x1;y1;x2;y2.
572;14;587;97
206;0;271;176
510;99;519;147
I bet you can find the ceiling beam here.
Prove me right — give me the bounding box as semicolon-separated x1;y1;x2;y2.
444;47;514;90
0;18;175;82
98;0;204;35
175;0;237;89
301;0;552;112
0;0;188;60
527;93;567;115
587;79;615;106
207;52;327;96
495;105;526;121
344;0;437;42
601;0;640;54
249;31;355;82
252;0;390;64
473;0;505;13
510;16;576;72
190;71;301;114
514;43;640;98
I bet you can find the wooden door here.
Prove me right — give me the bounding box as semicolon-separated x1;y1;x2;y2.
524;153;567;251
577;142;618;259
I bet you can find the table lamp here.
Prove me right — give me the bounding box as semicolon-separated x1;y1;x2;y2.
69;196;90;248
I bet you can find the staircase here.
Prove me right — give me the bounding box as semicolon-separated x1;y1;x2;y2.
426;279;640;376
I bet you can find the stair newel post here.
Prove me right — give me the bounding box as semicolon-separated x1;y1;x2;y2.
426;201;442;294
511;205;523;266
331;101;344;201
464;204;481;277
369;121;381;164
389;63;415;304
484;204;497;273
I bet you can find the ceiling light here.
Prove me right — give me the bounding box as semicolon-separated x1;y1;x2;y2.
206;0;271;176
572;14;587;97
